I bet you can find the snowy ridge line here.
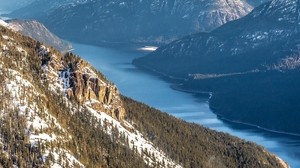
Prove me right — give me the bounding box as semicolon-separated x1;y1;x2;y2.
85;102;182;168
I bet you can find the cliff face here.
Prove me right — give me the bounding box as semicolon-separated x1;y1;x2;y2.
67;61;125;120
38;44;125;120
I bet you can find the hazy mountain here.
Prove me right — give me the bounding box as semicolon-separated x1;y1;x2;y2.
8;0;88;18
0;0;34;11
133;0;300;134
0;22;288;167
10;0;253;44
6;19;72;52
246;0;270;6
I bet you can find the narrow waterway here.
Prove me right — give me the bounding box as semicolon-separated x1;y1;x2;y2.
72;42;300;167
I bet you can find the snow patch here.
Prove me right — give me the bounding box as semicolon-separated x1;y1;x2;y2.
0;19;8;27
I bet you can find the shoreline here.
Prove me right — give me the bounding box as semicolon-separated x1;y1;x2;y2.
132;62;187;81
216;113;300;137
170;84;211;97
134;64;300;137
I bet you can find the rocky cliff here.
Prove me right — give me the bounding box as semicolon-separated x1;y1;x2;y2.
37;43;125;120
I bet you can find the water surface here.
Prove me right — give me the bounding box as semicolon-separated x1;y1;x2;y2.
71;42;300;168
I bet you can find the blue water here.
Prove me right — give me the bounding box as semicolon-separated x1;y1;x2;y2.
71;42;300;168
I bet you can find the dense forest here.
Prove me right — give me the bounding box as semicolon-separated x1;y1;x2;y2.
123;96;286;168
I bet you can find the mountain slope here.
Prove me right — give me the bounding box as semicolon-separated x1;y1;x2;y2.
134;0;300;76
246;0;270;6
133;0;300;134
10;0;253;44
0;22;289;167
6;19;72;52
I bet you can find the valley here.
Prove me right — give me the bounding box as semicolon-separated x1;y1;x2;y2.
0;21;288;167
71;41;300;168
1;0;299;167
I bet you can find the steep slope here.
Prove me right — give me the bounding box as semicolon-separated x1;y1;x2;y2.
0;24;170;168
10;0;253;44
133;0;300;134
6;19;72;52
0;23;289;167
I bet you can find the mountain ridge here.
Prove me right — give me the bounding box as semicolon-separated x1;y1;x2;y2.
9;0;253;44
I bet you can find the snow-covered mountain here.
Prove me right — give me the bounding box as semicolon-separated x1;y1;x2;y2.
0;19;289;167
134;0;300;76
10;0;253;44
133;0;300;134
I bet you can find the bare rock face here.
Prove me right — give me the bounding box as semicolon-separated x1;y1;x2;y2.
38;45;125;120
69;68;125;120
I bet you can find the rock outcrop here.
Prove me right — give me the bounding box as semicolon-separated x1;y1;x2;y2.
38;44;125;120
68;63;125;120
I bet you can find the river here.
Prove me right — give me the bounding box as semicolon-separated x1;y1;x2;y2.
71;42;300;167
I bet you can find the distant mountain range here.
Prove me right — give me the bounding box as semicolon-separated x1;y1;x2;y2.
9;0;254;44
133;0;300;134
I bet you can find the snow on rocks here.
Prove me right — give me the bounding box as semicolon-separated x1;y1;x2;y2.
43;149;85;168
0;64;81;167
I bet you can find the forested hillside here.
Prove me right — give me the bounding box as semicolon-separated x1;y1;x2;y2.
0;24;288;168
